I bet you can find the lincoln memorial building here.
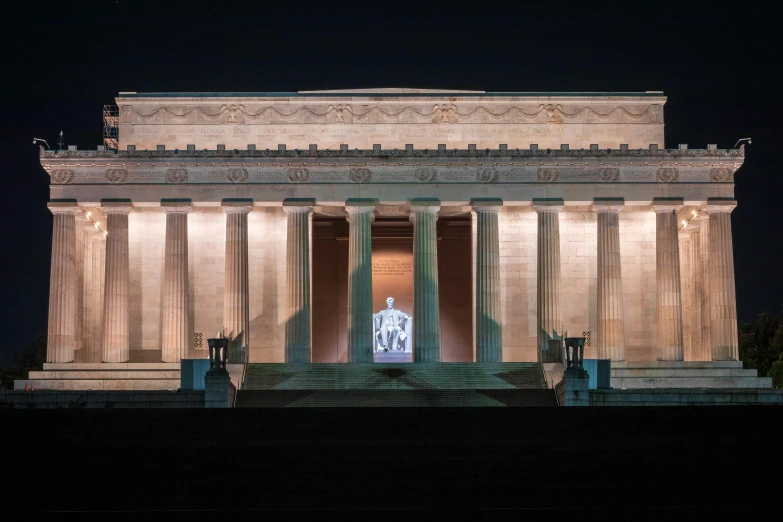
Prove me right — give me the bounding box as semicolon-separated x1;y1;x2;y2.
38;89;745;378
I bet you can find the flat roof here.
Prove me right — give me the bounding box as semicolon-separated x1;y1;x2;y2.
118;91;664;98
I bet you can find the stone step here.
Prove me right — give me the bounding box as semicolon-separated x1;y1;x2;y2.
611;361;743;369
30;370;181;380
611;376;773;389
611;368;759;378
43;363;181;370
14;379;181;391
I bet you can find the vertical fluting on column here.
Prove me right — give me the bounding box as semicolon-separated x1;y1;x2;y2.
222;200;252;364
73;217;85;357
46;203;78;363
695;212;711;359
161;202;191;363
653;200;684;361
345;199;375;363
535;199;563;363
472;199;503;362
707;200;739;361
283;199;314;363
94;232;106;362
594;199;625;361
101;202;133;363
689;220;707;360
75;223;100;363
410;198;441;363
679;230;693;360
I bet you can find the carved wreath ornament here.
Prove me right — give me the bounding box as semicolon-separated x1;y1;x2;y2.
349;167;372;183
598;168;620;182
537;168;560;182
286;167;310;183
105;168;128;184
414;168;436;183
166;168;188;183
477;167;499;183
50;169;75;184
656;167;680;182
226;168;248;183
710;168;733;182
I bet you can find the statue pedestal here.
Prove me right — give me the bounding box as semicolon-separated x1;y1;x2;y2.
563;367;589;406
205;370;235;408
373;351;413;363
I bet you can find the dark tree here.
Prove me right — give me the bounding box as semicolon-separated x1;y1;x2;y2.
738;312;783;378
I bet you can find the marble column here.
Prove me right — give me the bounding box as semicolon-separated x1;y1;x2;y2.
161;201;191;363
688;219;706;360
410;198;441;362
594;198;625;361
535;199;563;363
73;215;86;356
345;199;375;363
88;226;106;362
653;199;684;361
679;229;693;360
472;199;503;362
284;199;314;363
222;199;252;364
707;199;739;361
694;212;711;359
75;221;102;363
101;201;133;363
46;202;78;363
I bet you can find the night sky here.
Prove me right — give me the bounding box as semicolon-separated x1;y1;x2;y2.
2;3;781;358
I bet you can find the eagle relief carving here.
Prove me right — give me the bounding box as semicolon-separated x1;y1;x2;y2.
221;104;245;124
432;104;458;124
539;104;563;123
327;104;352;123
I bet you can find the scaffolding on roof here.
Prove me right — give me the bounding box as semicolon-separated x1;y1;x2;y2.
103;105;118;150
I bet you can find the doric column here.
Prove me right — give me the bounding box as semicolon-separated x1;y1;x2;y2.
694;212;711;359
707;199;739;361
73;215;86;356
75;221;103;363
93;229;106;362
46;202;79;363
688;219;706;360
345;199;375;363
534;199;563;363
679;229;693;360
101;201;133;363
472;198;503;362
161;201;191;363
222;199;252;364
594;198;625;361
653;198;684;361
410;198;441;362
284;199;314;363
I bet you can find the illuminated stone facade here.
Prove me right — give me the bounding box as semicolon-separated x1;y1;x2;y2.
40;89;743;366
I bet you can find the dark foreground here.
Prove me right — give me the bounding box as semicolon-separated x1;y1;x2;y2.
4;406;780;519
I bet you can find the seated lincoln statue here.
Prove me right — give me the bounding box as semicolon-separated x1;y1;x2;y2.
372;297;412;352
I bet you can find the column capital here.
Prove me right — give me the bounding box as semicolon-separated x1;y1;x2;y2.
221;198;253;214
705;198;737;214
471;198;503;213
101;199;134;214
692;211;709;223
161;199;193;214
533;198;564;213
345;198;376;222
409;198;441;213
592;197;624;212
48;200;79;214
283;198;315;214
651;197;684;213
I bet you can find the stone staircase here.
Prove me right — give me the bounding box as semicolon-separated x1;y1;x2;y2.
611;361;772;389
15;363;181;391
237;362;554;407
